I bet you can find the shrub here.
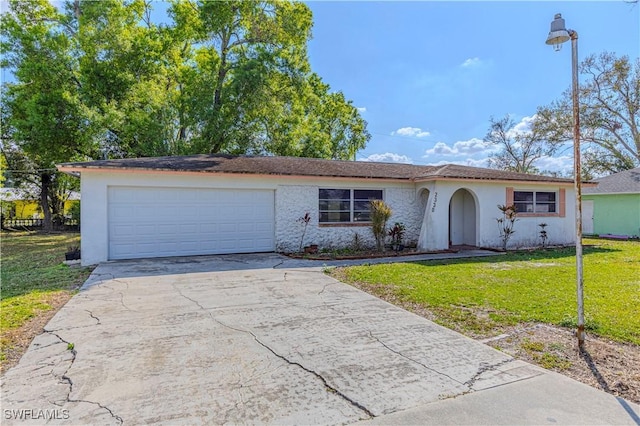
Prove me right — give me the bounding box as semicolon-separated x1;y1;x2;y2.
370;200;392;252
496;204;517;251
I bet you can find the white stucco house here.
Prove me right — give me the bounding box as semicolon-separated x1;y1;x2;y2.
58;155;582;266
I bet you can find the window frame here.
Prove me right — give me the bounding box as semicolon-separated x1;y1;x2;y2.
318;188;384;224
513;190;558;214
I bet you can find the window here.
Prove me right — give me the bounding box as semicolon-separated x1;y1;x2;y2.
514;191;557;213
319;189;383;223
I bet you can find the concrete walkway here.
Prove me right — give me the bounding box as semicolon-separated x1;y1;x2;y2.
2;252;638;425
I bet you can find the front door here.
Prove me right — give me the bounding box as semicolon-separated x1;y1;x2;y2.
449;189;477;247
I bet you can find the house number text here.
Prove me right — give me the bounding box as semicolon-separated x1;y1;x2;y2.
431;192;438;212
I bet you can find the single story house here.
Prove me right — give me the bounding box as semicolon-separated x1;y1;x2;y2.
58;155;582;266
582;167;640;238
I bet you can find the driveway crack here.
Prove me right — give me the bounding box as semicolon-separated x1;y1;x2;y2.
322;305;468;390
368;331;465;386
464;358;515;390
85;310;101;325
172;283;375;420
215;318;375;420
318;282;339;295
43;331;123;425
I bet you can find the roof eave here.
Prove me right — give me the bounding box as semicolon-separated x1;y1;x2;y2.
413;176;578;186
56;165;413;182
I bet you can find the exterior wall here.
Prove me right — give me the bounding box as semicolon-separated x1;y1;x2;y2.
582;193;640;237
79;169;578;265
418;180;576;251
15;201;40;219
79;171;421;265
79;171;284;265
274;181;421;252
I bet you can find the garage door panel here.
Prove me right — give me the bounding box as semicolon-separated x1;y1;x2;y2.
179;224;198;234
110;188;136;202
200;223;217;233
255;222;273;232
111;206;134;218
111;224;135;236
108;187;275;260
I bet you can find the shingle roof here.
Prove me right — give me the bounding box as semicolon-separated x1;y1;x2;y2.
583;167;640;194
58;154;576;184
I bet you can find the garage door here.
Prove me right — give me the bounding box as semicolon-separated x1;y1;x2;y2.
108;187;275;260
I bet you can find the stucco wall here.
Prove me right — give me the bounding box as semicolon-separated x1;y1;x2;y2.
78;169;577;265
418;180;576;251
583;193;640;237
275;183;422;253
79;171;421;264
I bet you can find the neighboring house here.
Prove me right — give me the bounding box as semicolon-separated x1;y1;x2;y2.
0;188;80;219
582;167;640;238
58;155;583;266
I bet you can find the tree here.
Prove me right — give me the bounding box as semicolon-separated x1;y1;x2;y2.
169;0;310;154
484;115;558;174
1;0;95;230
169;0;370;158
1;0;371;199
260;73;370;160
75;0;175;158
535;52;639;176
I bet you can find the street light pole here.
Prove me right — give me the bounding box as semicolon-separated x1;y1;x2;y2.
546;13;585;348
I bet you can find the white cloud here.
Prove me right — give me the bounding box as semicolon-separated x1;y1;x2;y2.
357;107;367;113
424;138;493;157
359;152;414;164
461;57;482;68
391;127;430;138
534;155;573;174
506;114;537;138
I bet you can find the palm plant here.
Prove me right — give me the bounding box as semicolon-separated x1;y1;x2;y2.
370;200;392;252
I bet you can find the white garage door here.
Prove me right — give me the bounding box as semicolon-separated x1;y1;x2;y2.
108;187;275;260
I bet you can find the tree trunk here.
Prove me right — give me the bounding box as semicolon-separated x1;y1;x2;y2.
211;32;230;153
40;172;53;232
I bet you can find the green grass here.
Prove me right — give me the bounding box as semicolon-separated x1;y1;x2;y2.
339;238;640;345
1;232;94;362
520;339;572;370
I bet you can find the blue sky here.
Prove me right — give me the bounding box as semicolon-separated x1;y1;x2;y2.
2;1;638;173
306;1;639;172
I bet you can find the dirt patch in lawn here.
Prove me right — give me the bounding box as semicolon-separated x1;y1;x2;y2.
0;291;73;374
340;275;640;405
483;324;640;405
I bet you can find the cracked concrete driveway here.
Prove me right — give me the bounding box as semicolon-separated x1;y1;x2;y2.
3;253;638;425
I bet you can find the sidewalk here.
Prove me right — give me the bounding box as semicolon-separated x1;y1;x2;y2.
363;369;640;425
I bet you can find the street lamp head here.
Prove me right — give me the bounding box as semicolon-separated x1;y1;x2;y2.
546;13;571;51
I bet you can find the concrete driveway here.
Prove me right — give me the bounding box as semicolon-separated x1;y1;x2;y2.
2;253;639;425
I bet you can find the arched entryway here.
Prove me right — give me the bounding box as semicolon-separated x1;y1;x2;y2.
449;188;477;247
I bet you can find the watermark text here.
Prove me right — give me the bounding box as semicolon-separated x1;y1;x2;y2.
4;408;70;421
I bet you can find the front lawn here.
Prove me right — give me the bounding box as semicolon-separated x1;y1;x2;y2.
336;238;640;345
0;232;94;371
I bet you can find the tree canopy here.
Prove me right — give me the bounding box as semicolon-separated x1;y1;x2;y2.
534;52;639;177
484;115;559;174
1;0;370;229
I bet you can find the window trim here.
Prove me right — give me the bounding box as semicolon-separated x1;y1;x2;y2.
506;187;566;217
319;188;384;224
